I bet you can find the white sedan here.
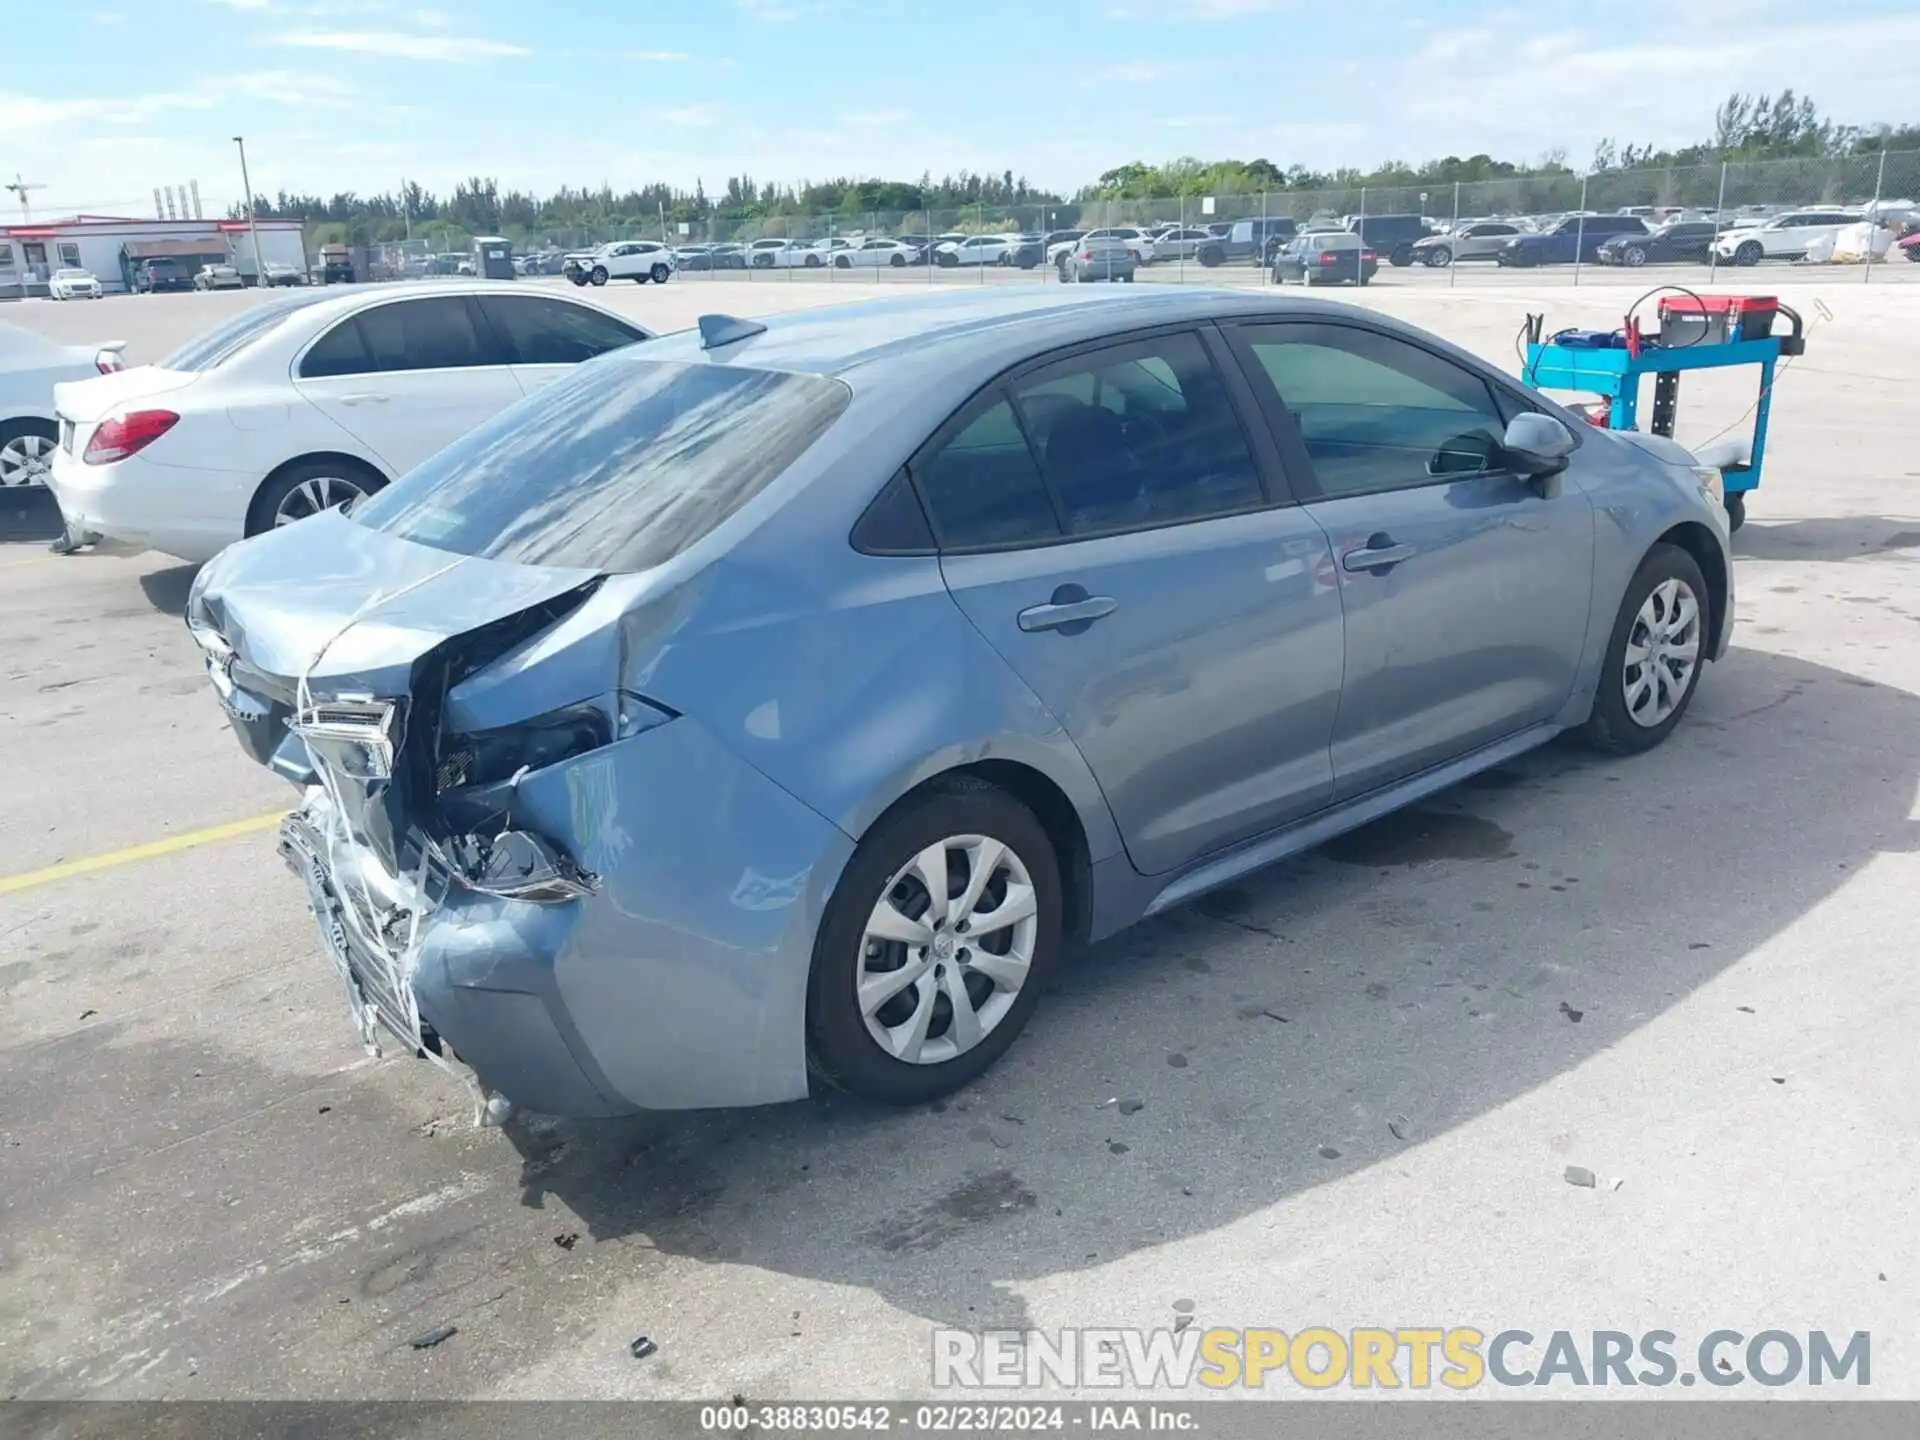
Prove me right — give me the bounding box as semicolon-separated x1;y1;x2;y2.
933;235;1016;267
48;268;105;300
45;281;650;562
832;237;920;268
745;239;827;269
0;323;126;488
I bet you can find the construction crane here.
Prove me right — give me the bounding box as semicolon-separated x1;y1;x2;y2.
6;173;48;222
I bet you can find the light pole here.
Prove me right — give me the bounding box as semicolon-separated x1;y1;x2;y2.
232;136;265;284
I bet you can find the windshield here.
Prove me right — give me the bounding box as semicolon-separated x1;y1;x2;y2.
158;291;335;372
349;357;852;573
54;269;88;279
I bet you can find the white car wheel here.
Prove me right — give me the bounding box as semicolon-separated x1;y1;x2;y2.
0;425;57;487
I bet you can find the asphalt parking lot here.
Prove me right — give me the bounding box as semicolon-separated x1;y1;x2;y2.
2;278;1916;1402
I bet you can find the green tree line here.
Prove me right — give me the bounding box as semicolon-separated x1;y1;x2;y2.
243;91;1916;249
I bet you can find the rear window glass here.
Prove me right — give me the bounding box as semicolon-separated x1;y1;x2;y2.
160;292;334;372
348;358;851;573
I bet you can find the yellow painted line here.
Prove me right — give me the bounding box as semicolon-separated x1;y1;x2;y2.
0;811;286;896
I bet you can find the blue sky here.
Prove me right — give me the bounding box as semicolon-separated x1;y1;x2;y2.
9;0;1917;217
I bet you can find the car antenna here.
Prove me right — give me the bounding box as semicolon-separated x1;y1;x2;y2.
699;314;768;350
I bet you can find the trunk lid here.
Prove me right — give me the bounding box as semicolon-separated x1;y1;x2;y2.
53;365;200;424
190;510;603;872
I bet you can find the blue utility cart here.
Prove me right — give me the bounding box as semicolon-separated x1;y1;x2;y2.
1522;295;1805;531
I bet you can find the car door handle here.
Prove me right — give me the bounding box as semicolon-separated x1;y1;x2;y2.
1341;539;1418;574
338;393;389;406
1018;596;1118;633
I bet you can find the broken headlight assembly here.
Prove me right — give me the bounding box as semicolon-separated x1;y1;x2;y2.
291;697;400;781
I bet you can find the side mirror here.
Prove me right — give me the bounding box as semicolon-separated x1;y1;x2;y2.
1502;413;1575;477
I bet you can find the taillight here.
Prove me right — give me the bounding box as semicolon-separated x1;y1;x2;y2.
1361;251;1376;261
83;409;178;465
1319;252;1339;264
1079;249;1092;260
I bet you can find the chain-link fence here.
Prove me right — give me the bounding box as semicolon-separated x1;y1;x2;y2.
393;149;1920;289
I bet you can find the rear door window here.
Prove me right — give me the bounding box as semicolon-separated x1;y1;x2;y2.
914;398;1061;549
355;296;497;372
349;359;851;573
478;295;647;365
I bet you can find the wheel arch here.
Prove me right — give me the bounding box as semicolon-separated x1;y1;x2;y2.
1653;520;1730;655
245;450;391;535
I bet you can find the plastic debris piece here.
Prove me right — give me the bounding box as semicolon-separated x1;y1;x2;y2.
1118;1099;1145;1116
554;1233;579;1250
1388;1115;1412;1142
1564;1165;1597;1188
409;1324;457;1350
1318;1146;1341;1160
1559;1002;1584;1023
630;1336;659;1361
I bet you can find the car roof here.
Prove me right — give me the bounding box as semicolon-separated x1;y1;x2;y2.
635;287;1359;383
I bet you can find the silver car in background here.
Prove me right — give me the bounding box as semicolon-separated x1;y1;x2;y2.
1064;235;1139;283
188;288;1733;1123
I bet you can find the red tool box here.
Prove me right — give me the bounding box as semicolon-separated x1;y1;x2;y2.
1657;294;1779;346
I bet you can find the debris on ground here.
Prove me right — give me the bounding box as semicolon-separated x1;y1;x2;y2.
1388;1115;1412;1142
1173;1315;1192;1334
1318;1146;1341;1159
1260;1009;1289;1024
1737;1006;1756;1014
409;1324;457;1350
1772;1077;1787;1085
317;1105;331;1115
1564;1166;1597;1188
1108;1142;1130;1155
1173;1299;1195;1314
1559;1002;1584;1023
1000;1113;1026;1126
78;1010;97;1021
554;1233;580;1250
1118;1099;1145;1116
1167;1053;1189;1069
1097;1097;1118;1109
630;1336;658;1361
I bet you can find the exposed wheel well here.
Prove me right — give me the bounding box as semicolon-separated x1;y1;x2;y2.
873;760;1096;947
1655;521;1730;654
246;451;390;536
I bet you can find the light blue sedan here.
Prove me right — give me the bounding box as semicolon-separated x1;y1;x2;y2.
187;288;1733;1120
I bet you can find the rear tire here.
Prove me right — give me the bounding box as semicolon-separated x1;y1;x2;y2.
1390;245;1414;267
889;252;907;267
246;456;387;538
0;419;58;489
1580;543;1710;755
805;779;1062;1106
1724;492;1747;531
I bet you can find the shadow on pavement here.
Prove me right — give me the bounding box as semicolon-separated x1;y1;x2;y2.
1734;515;1920;563
0;487;62;545
136;562;200;617
503;644;1920;1332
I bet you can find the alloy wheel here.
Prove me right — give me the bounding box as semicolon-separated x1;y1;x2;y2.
273;474;367;527
1623;577;1702;728
857;835;1037;1066
0;433;54;487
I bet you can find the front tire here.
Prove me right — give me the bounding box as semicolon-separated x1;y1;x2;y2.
1581;543;1710;755
1389;245;1415;267
1622;244;1648;267
806;779;1062;1105
805;253;823;268
651;263;671;284
889;252;907;268
589;266;609;286
1735;241;1763;267
1422;247;1452;267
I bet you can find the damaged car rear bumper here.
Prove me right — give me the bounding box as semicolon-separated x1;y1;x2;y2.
273;713;856;1119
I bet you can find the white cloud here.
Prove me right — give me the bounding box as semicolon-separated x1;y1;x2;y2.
271;29;529;60
658;105;724;127
203;0;273;9
629;49;691;61
1391;14;1920;162
839;109;908;126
